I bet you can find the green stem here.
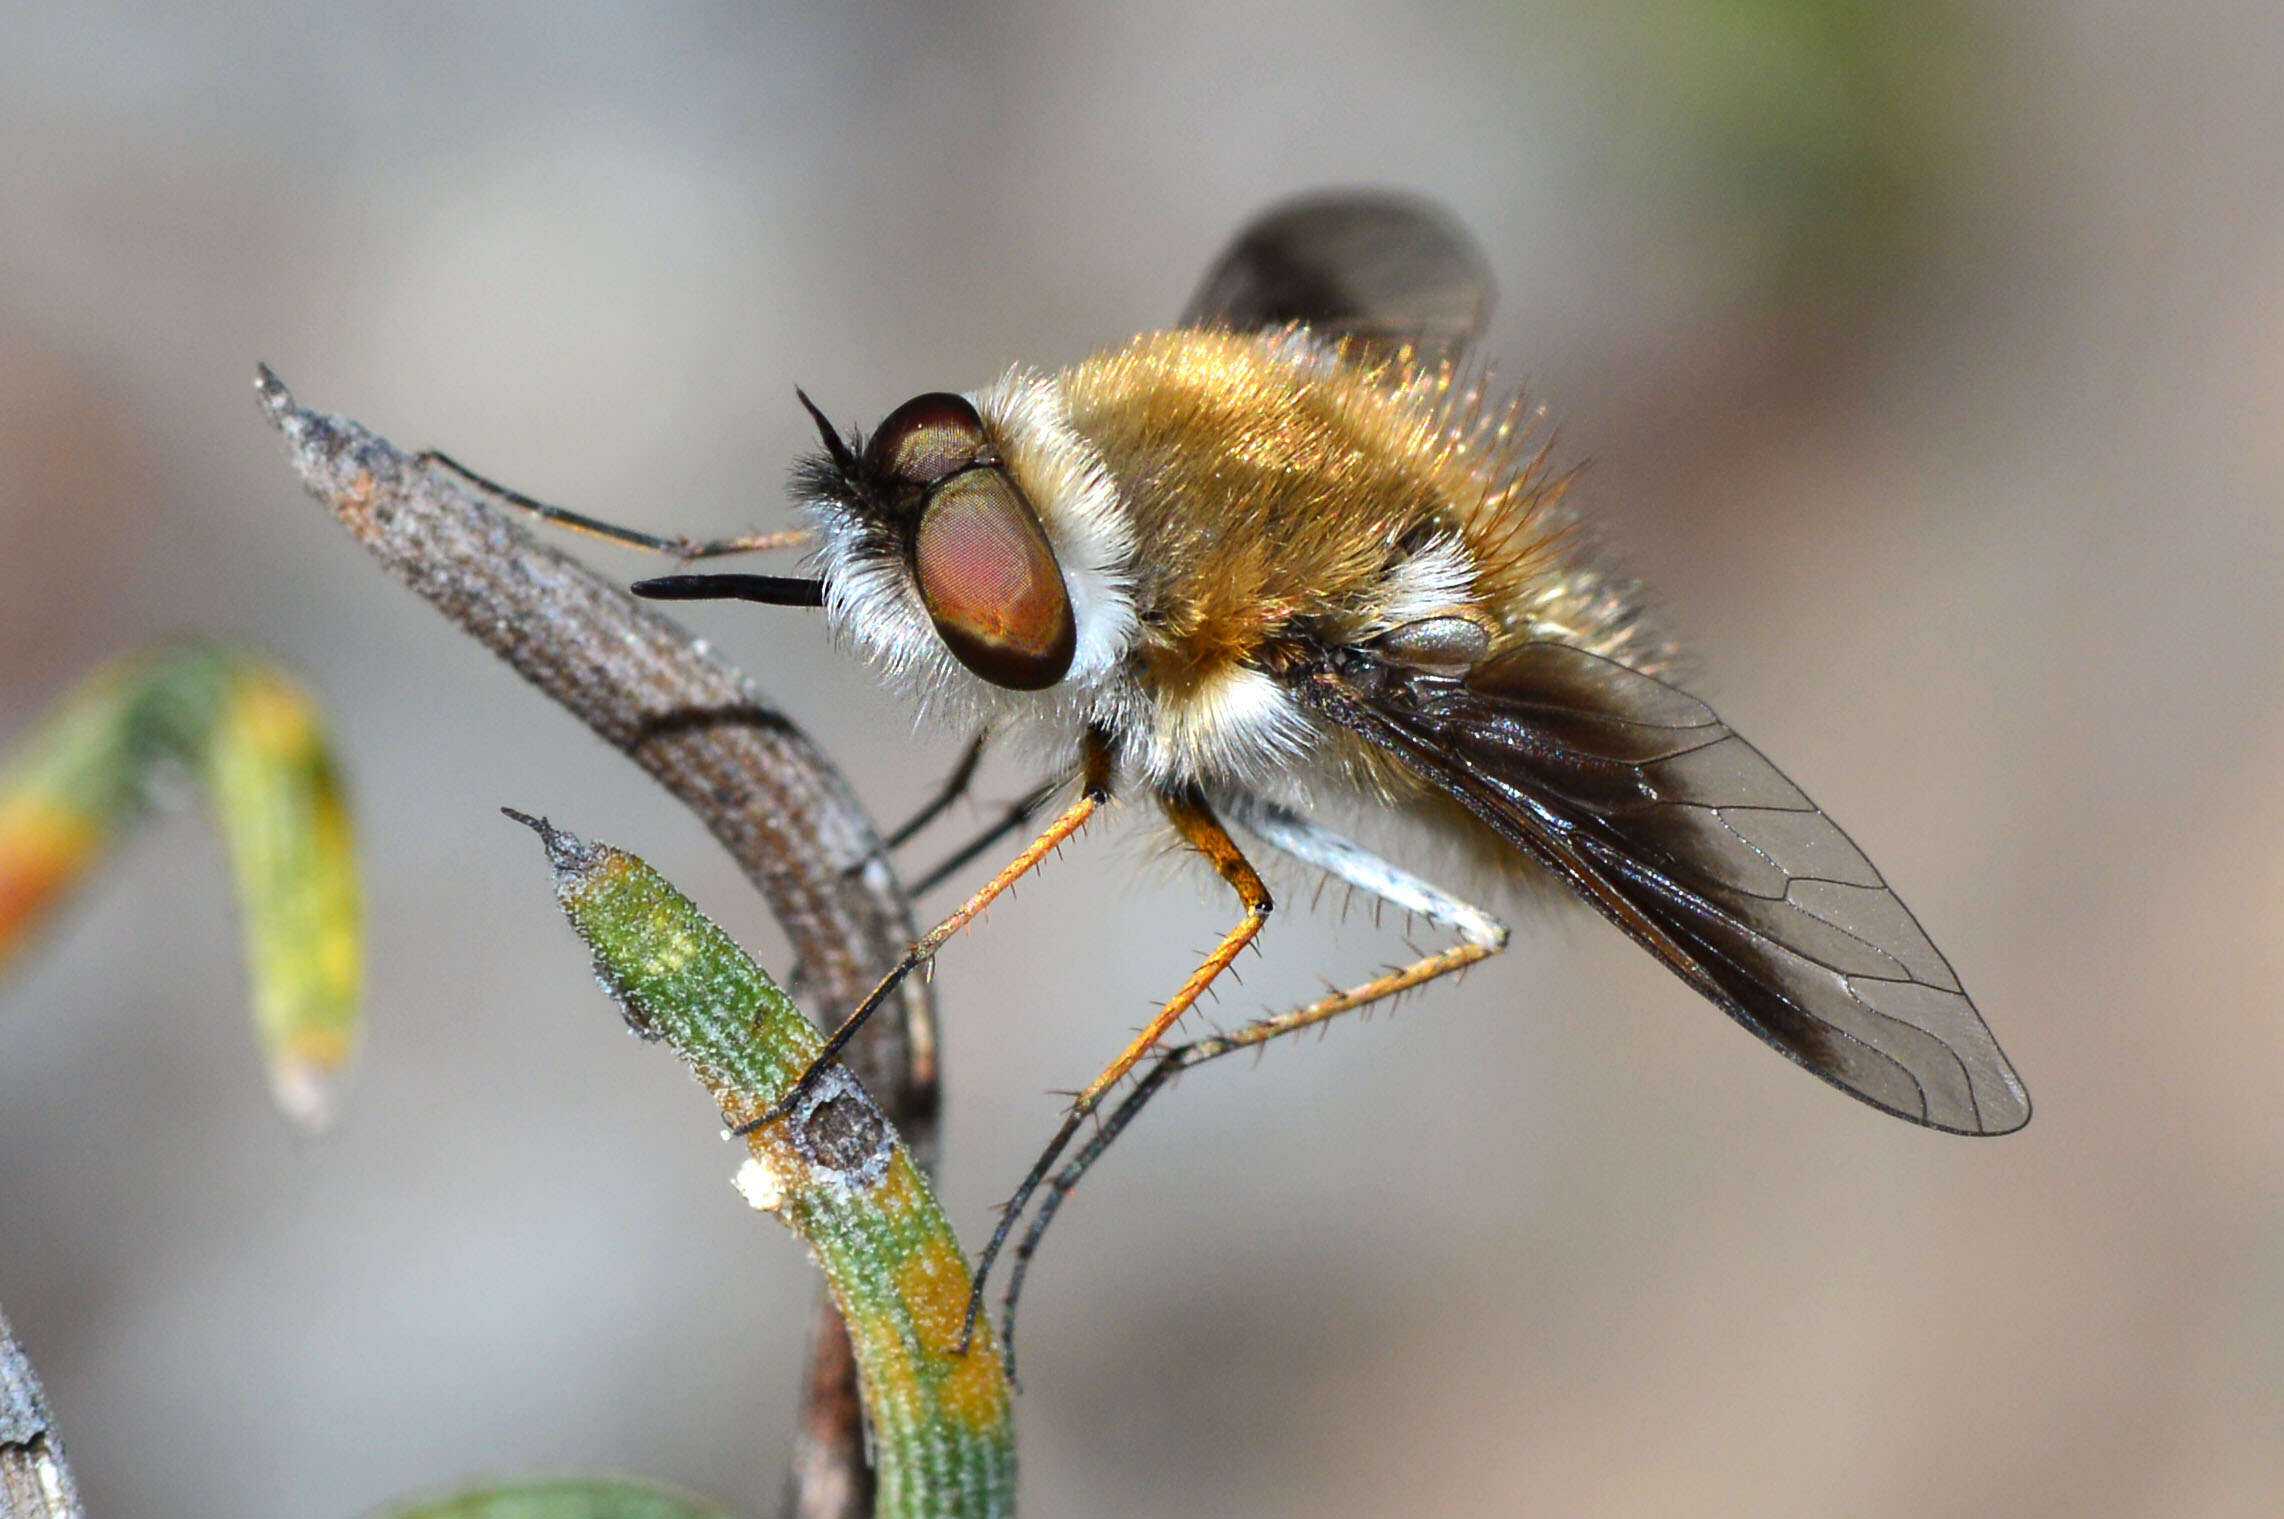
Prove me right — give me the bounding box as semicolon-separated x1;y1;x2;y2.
514;814;1015;1519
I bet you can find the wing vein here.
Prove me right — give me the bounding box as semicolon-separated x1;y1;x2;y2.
1292;646;2027;1135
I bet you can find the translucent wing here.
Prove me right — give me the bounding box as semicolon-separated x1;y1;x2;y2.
1296;643;2030;1135
1182;191;1496;364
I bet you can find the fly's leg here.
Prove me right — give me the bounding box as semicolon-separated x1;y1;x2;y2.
837;728;992;884
845;728;1068;897
880;730;991;852
907;776;1063;896
980;794;1510;1375
419;450;811;561
961;788;1275;1365
737;730;1115;1134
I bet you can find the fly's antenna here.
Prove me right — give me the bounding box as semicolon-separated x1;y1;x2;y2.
796;388;861;479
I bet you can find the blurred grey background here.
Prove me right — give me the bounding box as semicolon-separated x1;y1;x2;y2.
2;1;2279;1514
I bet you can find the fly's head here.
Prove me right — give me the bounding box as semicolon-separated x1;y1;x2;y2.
793;379;1140;731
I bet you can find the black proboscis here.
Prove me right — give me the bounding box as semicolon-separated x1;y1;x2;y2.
633;573;826;608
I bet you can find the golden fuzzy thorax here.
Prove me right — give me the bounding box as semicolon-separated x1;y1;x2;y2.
1043;328;1662;794
1062;329;1543;659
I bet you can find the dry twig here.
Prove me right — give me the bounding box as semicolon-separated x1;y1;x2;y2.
0;1304;82;1519
255;366;933;1519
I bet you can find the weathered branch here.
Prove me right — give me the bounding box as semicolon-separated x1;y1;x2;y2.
0;1304;83;1519
255;367;935;1518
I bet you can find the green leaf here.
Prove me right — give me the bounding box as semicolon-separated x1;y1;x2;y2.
0;643;363;1129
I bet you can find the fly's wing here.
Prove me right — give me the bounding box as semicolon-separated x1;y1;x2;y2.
1296;643;2030;1135
1182;192;1495;365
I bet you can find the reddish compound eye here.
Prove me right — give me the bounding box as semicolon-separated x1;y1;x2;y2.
866;392;988;487
912;468;1076;690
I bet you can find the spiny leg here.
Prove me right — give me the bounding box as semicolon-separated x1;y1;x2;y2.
987;795;1511;1372
845;730;1066;896
960;789;1274;1357
418;449;811;561
1070;793;1277;1111
908;774;1063;897
736;729;1115;1135
997;941;1497;1364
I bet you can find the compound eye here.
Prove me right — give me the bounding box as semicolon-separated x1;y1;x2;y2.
913;468;1076;690
866;392;987;487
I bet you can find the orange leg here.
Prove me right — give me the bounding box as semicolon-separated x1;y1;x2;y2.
970;793;1512;1372
419;449;813;561
741;730;1114;1132
1074;790;1274;1110
960;789;1272;1356
985;937;1501;1373
1175;939;1500;1059
906;773;1066;898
